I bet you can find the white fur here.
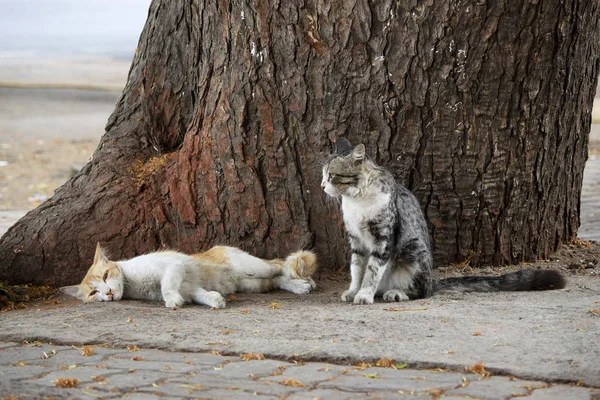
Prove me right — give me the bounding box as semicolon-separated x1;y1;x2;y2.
69;246;317;309
117;252;225;308
341;193;391;250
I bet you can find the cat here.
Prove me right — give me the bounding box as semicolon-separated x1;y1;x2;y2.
62;243;318;309
321;138;565;305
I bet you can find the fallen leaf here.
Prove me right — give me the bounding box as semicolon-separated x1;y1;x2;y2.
241;353;265;361
127;345;140;352
11;361;26;367
219;329;234;335
227;295;236;302
396;363;408;369
131;356;143;361
385;307;428;312
279;378;305;387
589;308;600;317
366;373;378;379
127;317;133;323
472;331;481;336
81;346;95;356
375;358;395;368
54;378;79;388
353;362;373;370
268;302;281;309
466;362;490;377
92;376;105;382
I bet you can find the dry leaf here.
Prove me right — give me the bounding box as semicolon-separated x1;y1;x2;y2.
54;378;79;388
219;329;234;335
589;308;600;317
92;376;105;382
472;331;481;336
279;378;305;387
384;307;428;312
210;351;222;356
81;346;95;356
375;358;395;368
12;361;26;367
465;362;490;377
227;295;236;302
353;362;373;370
131;356;143;361
241;353;265;361
127;345;140;352
126;317;133;323
268;302;281;309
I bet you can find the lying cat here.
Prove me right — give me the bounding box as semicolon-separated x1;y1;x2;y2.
62;244;318;309
321;138;565;304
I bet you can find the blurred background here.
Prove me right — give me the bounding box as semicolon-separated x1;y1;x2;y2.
0;0;150;231
0;0;599;241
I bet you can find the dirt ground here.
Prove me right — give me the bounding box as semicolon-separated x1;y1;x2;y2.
0;137;97;210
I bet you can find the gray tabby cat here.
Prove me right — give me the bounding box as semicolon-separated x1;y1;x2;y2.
321;138;565;305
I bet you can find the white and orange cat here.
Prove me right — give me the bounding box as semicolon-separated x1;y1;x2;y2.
62;244;318;309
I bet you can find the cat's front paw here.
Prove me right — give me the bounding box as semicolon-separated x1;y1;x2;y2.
383;289;409;302
341;289;358;302
164;292;185;309
288;279;313;294
353;290;374;305
206;291;226;309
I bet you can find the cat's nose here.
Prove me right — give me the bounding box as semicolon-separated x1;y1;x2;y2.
321;182;326;188
106;290;113;300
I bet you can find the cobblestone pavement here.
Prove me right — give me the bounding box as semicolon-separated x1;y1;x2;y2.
1;342;599;400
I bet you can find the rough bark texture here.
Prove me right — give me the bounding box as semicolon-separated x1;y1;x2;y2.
1;0;599;286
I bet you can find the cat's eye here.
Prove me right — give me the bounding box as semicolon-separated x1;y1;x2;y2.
89;290;98;296
102;271;109;282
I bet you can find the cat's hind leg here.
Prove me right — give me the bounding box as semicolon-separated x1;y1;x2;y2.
273;276;313;294
382;290;409;302
192;288;226;309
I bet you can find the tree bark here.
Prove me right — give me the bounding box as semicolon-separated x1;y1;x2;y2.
1;0;599;286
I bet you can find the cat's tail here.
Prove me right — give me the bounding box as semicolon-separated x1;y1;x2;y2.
281;250;318;279
433;269;566;293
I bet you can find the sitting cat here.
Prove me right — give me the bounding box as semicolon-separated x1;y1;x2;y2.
62;244;318;309
321;138;565;305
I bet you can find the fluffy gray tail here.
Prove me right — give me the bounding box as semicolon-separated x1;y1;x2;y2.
434;269;566;293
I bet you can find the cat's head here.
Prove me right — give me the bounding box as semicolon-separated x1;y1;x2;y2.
61;243;124;303
321;138;368;198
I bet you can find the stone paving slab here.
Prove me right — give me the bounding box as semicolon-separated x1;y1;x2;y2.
1;342;598;399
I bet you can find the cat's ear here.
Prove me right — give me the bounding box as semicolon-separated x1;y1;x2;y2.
93;242;108;265
60;285;81;300
334;137;353;154
352;144;366;162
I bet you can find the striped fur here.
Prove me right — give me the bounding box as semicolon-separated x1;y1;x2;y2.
322;138;565;304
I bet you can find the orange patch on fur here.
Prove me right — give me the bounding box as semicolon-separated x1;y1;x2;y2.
192;246;230;265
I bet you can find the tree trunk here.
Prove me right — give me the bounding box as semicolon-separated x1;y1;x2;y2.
1;0;599;286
